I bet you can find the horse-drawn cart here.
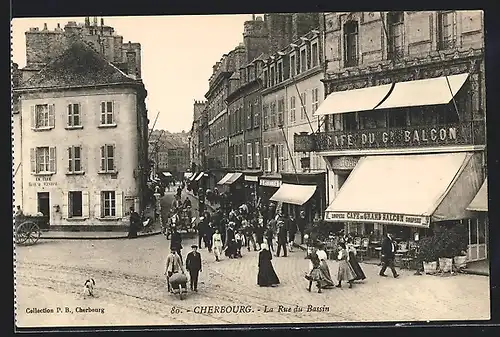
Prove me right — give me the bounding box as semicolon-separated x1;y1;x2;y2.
15;215;46;245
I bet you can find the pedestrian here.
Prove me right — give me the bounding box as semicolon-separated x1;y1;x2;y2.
315;244;335;288
234;230;244;258
186;245;202;292
14;205;24;226
255;221;265;249
306;253;324;293
257;243;280;287
265;225;274;253
288;215;297;252
297;210;307;244
346;242;366;281
379;233;399;278
336;242;356;288
276;220;288;257
224;224;236;259
170;226;183;264
128;206;140;239
165;248;185;293
212;228;223;262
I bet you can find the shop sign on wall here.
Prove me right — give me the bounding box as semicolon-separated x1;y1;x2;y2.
330;156;359;170
259;179;282;188
28;175;58;187
325;211;430;228
245;175;259;182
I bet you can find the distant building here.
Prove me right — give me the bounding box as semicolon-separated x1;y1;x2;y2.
149;129;190;179
13;39;148;229
190;100;207;172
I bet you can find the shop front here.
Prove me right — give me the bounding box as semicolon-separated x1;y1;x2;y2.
270;172;326;223
323;152;484;250
217;172;244;207
466;178;488;262
242;170;262;208
258;175;282;208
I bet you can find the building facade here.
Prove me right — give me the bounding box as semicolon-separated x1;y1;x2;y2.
189;100;206;172
13;40;148;229
295;10;486;262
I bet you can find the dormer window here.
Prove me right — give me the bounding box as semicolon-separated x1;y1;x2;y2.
290;53;296;78
270;65;276;86
299;47;307;73
311;42;319;67
277;60;283;83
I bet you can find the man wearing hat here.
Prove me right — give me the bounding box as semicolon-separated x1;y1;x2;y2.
186;244;202;291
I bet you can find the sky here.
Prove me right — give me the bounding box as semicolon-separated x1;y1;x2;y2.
11;15;255;133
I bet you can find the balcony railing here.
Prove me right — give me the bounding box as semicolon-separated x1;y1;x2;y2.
294;121;486;153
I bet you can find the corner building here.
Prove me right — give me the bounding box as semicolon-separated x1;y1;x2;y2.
295;11;487;263
13;40;148;230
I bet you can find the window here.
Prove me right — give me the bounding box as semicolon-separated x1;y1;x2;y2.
277;98;285;126
343;113;357;131
101;191;116;217
311;42;319;67
100;101;115;125
68;146;82;173
263;145;271;172
343;21;359;67
438;11;457;50
290;96;296;123
388;111;407;128
311;88;319;113
32;104;55;129
359;110;387;129
30;147;56;174
300;92;307;120
270;102;277;128
263;69;268;88
277;61;283;83
270;65;276;86
290;54;296;77
277;144;285;172
300;48;307;72
247;143;253;168
255;141;260;168
68;191;83;218
100;144;116;172
387;12;405;60
67;103;81;127
253;98;260;127
247;101;253;130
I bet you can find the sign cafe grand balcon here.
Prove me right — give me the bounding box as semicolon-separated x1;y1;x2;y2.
294;120;486;152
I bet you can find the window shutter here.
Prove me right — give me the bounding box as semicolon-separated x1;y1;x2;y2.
49;147;56;173
113;101;119;124
100;146;105;171
94;191;101;218
67;104;72;126
112;144;117;171
116;191;123;218
30;106;36;129
30;148;36;173
62;191;68;219
82;191;90;218
49;104;55;128
68;147;73;172
100;102;106;125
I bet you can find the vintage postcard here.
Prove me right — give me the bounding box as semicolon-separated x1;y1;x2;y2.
12;11;490;329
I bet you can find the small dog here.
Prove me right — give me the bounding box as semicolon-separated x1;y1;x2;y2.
83;278;95;297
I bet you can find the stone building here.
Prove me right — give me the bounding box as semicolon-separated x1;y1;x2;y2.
189;100;207;172
295;11;487;263
13;40;148;230
149;130;190;179
21;17;141;84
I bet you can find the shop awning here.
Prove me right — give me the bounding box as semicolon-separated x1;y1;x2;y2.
324;152;483;227
162;172;173;177
217;173;234;185
194;172;205;181
226;172;243;185
270;183;317;206
376;73;469;110
467;178;488;212
313;84;393;116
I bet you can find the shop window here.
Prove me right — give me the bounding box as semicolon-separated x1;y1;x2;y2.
343;21;359;67
343;113;357;131
359;110;387;129
68;191;83;218
387;110;407;128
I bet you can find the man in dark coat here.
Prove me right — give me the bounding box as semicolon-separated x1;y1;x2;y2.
186;245;202;291
276;220;288;257
379;233;399;278
170;227;183;264
296;211;307;244
128;207;140;239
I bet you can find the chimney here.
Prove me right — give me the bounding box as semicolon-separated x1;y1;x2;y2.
43;23;48;30
101;18;104;26
85;17;90;27
126;51;137;79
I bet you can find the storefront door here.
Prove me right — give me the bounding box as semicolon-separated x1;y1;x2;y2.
467;218;488;261
37;192;50;220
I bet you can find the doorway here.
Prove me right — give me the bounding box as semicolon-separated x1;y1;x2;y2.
467;217;488;262
37;192;50;220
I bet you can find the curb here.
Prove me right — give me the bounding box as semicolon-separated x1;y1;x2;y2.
40;230;162;240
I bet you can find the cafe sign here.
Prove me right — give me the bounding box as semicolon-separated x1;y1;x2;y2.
28;175;58;187
259;179;282;188
324;211;430;228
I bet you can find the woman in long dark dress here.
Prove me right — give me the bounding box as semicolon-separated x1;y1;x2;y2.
347;243;366;281
257;243;280;287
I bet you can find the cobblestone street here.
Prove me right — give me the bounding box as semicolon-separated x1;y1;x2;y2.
15;229;490;327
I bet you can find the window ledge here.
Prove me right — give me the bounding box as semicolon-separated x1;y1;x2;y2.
98;123;117;129
65;125;83;130
31;127;54;132
66;171;85;176
98;171;118;175
66;217;89;221
96;217;123;221
32;172;55;176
